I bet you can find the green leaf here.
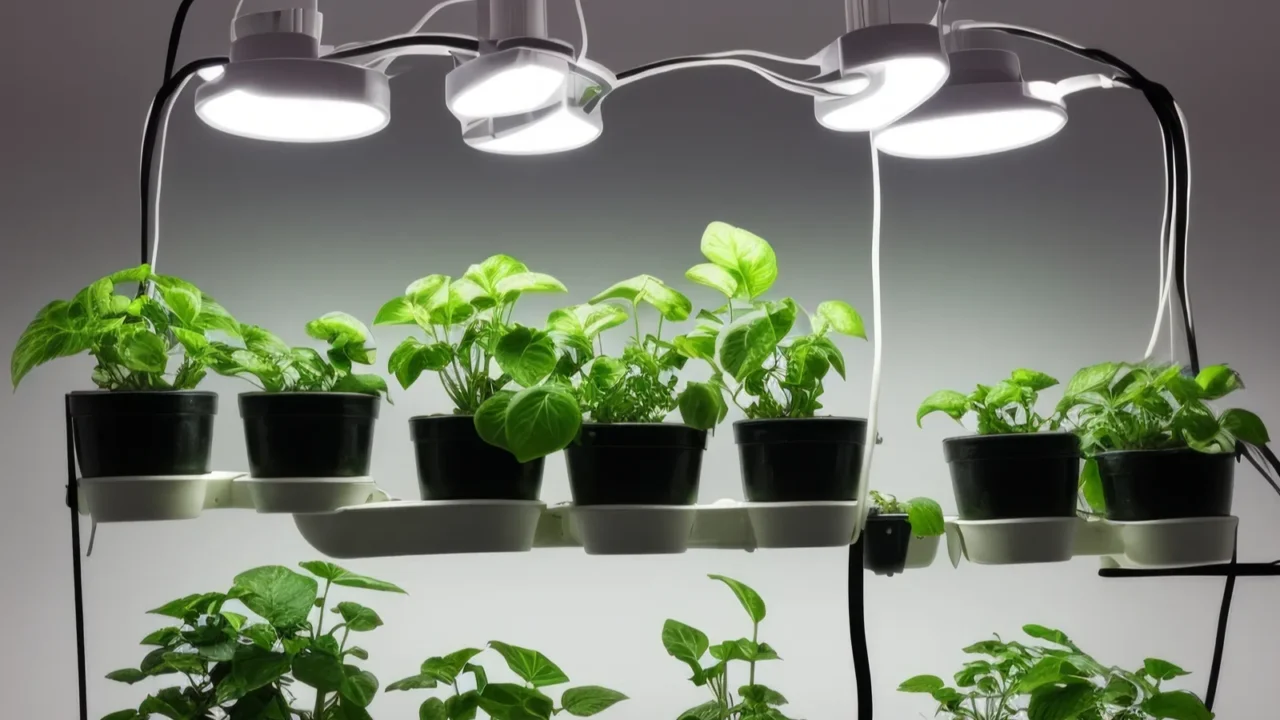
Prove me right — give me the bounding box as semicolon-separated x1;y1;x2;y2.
1027;683;1096;720
590;275;693;321
387;673;439;692
1011;368;1059;391
708;575;766;623
985;381;1022;407
1221;408;1269;445
560;686;628;717
298;561;408;593
475;390;517;453
662;619;709;681
678;701;723;720
1059;362;1122;409
1143;659;1190;681
739;684;788;706
333;373;389;399
1017;658;1071;693
293;650;345;692
141;626;181;647
306;312;372;350
154;275;202;326
340;665;379;707
476;684;555;720
588;356;626;390
465;662;489;693
673;332;717;362
503;385;582;463
448;691;481;720
217;649;292;704
488;641;570;687
172;327;208;356
101;711;143;720
1080;458;1106;513
686;263;740;299
812;300;866;339
240;324;290;356
388;338;453;389
374;295;418;326
421;648;484;684
718;301;795;381
464;255;530;297
916;391;969;426
139;687;199;719
496;272;568;298
1142;691;1213;720
108;264;152;284
10;302;94;388
699;221;778;300
334;601;382;632
1196;365;1241;400
898;675;945;693
231;566;319;628
105;668;148;685
495;326;558;387
1023;625;1075;648
161;651;207;674
679;381;725;430
419;697;448;720
904;497;945;537
241;624;277;651
119;331;169;373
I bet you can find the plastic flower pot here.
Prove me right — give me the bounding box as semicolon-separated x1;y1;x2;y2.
942;433;1080;520
68;391;217;478
863;512;912;576
411;414;544;501
734;417;867;502
239;392;378;478
1095;448;1235;521
566;423;707;505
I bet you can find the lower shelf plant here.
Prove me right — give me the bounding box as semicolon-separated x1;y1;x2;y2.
899;624;1213;719
388;642;627;719
103;561;406;720
864;490;945;576
663;574;795;720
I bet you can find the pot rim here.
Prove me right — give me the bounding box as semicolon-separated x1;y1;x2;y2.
734;416;867;426
67;389;217;396
1094;446;1235;460
942;430;1078;443
239;391;380;399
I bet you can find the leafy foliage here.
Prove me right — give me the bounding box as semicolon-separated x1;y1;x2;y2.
212;313;390;400
11;264;241;390
376;255;580;461
868;490;945;538
103;561;406;720
664;575;795;720
389;642;626;719
898;624;1212;720
917;369;1060;434
674;222;866;420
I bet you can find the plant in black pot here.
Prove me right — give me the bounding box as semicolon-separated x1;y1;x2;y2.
864;490;944;576
672;221;867;503
545;275;724;507
11;263;240;478
215;313;388;480
918;368;1080;521
375;255;581;501
1059;361;1269;521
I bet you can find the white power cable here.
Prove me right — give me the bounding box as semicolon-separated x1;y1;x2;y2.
147;74;197;277
1175;101;1195;350
574;0;588;60
615;57;842;97
851;133;885;543
1143;118;1176;361
230;0;247;41
692;48;818;67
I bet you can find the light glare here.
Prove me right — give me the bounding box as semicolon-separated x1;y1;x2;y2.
196;65;226;82
876;107;1066;159
450;64;566;118
815;56;949;132
467;107;601;155
196;89;388;143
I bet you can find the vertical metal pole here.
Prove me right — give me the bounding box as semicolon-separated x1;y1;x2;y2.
479;0;547;40
848;540;873;719
66;397;89;720
845;0;891;31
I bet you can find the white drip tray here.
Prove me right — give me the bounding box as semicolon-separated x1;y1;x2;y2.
294;500;545;558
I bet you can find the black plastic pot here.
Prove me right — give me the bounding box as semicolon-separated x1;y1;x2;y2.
734;417;867;502
1096;448;1235;521
565;423;707;506
863;512;913;576
68;391;217;478
943;433;1080;520
239;393;378;478
411;415;544;500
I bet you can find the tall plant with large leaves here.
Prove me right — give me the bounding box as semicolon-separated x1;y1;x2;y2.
11;263;240;391
673;222;866;419
102;561;406;720
375;255;582;461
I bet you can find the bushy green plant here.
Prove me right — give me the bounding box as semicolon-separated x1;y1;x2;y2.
917;369;1061;434
868;490;945;537
544;275;724;429
663;575;795;720
388;642;627;719
11;263;240;391
375;255;581;461
899;624;1213;720
102;561;405;720
673;222;866;419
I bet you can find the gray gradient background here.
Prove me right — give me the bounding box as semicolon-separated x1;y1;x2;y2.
3;0;1279;717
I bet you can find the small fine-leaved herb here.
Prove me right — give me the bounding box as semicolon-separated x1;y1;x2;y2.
917;369;1060;434
673;222;866;419
663;574;795;720
899;624;1214;720
212;313;390;399
11;263;240;391
868;490;946;538
388;641;627;719
102;561;406;720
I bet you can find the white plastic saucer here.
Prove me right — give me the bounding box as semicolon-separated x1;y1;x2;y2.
744;501;859;549
1109;516;1238;568
293;499;545;558
904;533;941;569
566;505;697;555
79;472;246;522
948;517;1079;565
243;476;380;514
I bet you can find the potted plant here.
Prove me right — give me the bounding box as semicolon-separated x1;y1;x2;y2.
864;490;944;575
217;313;388;479
388;641;627;719
662;574;796;720
11;264;240;478
375;255;580;500
102;560;405;720
1060;361;1269;521
545;275;724;507
918;368;1080;521
899;624;1213;719
673;221;868;503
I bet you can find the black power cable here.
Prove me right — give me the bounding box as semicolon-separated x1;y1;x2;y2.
163;0;201;82
848;539;874;720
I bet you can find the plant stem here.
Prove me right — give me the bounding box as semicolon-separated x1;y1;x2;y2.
749;623;758;686
312;580;332;719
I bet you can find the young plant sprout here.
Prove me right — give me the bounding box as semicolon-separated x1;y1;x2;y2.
917;369;1060;434
868;490;945;537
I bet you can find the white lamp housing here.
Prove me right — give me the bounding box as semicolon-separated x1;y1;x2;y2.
462;58;611;155
445;46;571;119
876;49;1068;159
195;9;391;143
812;24;950;132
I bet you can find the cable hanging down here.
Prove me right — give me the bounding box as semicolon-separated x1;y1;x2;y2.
851;134;885;544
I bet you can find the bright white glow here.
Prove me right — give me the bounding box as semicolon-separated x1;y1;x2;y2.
197;65;226;82
815;56;949;132
196;89;389;143
875;107;1066;159
468;107;600;155
450;63;566;118
826;74;873;95
1026;80;1062;103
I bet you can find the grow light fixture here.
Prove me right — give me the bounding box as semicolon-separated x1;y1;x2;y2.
445;45;571;118
461;56;612;155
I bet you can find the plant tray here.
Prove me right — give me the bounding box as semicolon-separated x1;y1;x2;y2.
77;473;382;522
293;500;546;558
